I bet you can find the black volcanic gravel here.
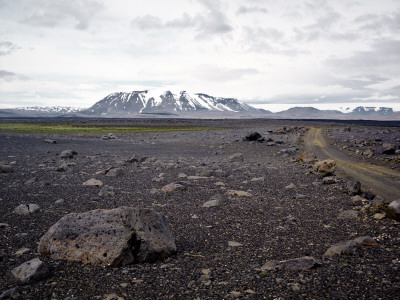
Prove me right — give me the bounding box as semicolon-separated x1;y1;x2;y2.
0;119;399;299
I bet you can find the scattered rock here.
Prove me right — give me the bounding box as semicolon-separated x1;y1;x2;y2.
261;256;318;271
178;173;187;179
11;258;50;283
323;176;337;184
373;212;386;220
250;177;264;182
228;241;243;247
44;139;56;144
126;154;147;163
106;168;125;177
0;162;13;173
225;190;252;197
13;204;40;215
0;223;10;228
59;150;77;159
38;207;177;266
337;210;359;220
295;193;308;200
55;199;65;205
347;181;361;196
364;190;376;200
82;178;103;187
369;198;385;213
363;149;374;157
284;183;296;189
102;133;117;140
243;132;262;141
202;195;223;208
387;199;400;221
14;248;30;256
382;143;395;155
229;153;244;163
161;183;186;192
187;176;209;180
313;159;336;177
323;236;377;258
353;236;377;246
282;215;296;223
98;185;115;197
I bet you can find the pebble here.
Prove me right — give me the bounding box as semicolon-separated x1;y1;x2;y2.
228;241;243;247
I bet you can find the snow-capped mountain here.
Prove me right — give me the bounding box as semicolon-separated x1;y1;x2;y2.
350;106;394;116
84;90;263;116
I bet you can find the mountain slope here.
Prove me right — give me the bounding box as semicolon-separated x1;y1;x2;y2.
83;90;264;116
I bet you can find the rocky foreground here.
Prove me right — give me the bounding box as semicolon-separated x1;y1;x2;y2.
0;119;399;299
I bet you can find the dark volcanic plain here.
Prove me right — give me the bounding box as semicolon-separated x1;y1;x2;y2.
1;118;400;299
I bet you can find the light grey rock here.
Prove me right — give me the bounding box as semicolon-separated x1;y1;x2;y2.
98;185;115;197
228;241;243;247
11;258;50;283
323;176;337;184
229;153;244;163
38;207;176;266
202;199;220;208
250;177;264;182
295;193;308;199
55;199;65;205
387;199;400;221
226;190;252;197
337;210;359;220
382;143;395;155
106;168;125;177
126;154;147;163
59;150;77;159
261;256;318;271
187;176;209;180
284;183;296;189
82;178;103;187
102;133;117;140
324;240;363;257
13;204;40;215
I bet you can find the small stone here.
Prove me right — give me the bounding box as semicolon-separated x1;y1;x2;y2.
0;162;13;173
244;132;262;141
262;256;318;271
0;223;10;228
82;178;103;187
387;199;400;221
284;183;296;189
187;176;209;180
244;289;255;294
126;154;147;163
324;240;363;257
382;143;395;155
313;159;336;176
55;199;65;205
228;241;243;247
106;168;125;177
374;212;386;220
215;182;225;186
347;181;361;195
202;199;220;208
353;236;377;246
178;173;187;178
13;204;40;215
44;139;56;144
323;176;337;184
297;151;317;163
120;283;129;288
201;268;211;275
295;193;308;199
104;294;124;300
250;177;264;182
11;258;50;283
15;248;30;256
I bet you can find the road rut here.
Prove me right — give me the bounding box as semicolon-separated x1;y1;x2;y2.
304;127;400;202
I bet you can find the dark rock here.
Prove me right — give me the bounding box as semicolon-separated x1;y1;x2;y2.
106;168;125;177
13;204;40;215
347;181;361;195
11;258;50;283
244;132;262;141
324;240;363;257
337;210;359;220
126;154;147;163
98;185;115;197
38;207;176;266
364;191;376;200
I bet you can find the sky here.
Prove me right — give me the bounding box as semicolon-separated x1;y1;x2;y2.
0;0;399;110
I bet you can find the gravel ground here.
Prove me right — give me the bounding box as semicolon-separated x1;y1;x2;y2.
1;119;399;299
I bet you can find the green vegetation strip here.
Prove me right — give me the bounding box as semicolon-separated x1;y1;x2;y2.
0;123;223;134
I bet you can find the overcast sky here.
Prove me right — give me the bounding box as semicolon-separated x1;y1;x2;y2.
0;0;399;109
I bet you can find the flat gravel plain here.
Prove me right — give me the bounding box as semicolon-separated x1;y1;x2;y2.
0;119;399;299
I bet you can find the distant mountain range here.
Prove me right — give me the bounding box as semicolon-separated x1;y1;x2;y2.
0;90;398;120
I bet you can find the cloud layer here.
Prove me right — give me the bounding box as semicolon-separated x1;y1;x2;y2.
0;0;399;109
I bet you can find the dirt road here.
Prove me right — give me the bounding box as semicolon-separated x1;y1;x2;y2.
304;127;400;202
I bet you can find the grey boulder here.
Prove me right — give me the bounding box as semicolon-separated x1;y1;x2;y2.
387;199;400;221
59;150;77;159
38;207;176;267
11;258;50;283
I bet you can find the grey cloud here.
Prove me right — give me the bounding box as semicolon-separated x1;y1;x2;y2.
194;65;259;82
165;13;197;28
18;0;103;30
132;15;163;30
0;70;29;81
236;6;268;15
0;41;19;55
327;39;400;76
355;11;400;37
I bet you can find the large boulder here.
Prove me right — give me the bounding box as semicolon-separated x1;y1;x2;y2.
38;207;176;267
313;159;336;176
243;132;262;141
382;143;396;155
387;199;400;221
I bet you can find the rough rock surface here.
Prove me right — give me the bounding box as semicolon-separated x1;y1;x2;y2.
313;159;336;176
11;258;50;283
387;199;400;220
37;207;176;266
